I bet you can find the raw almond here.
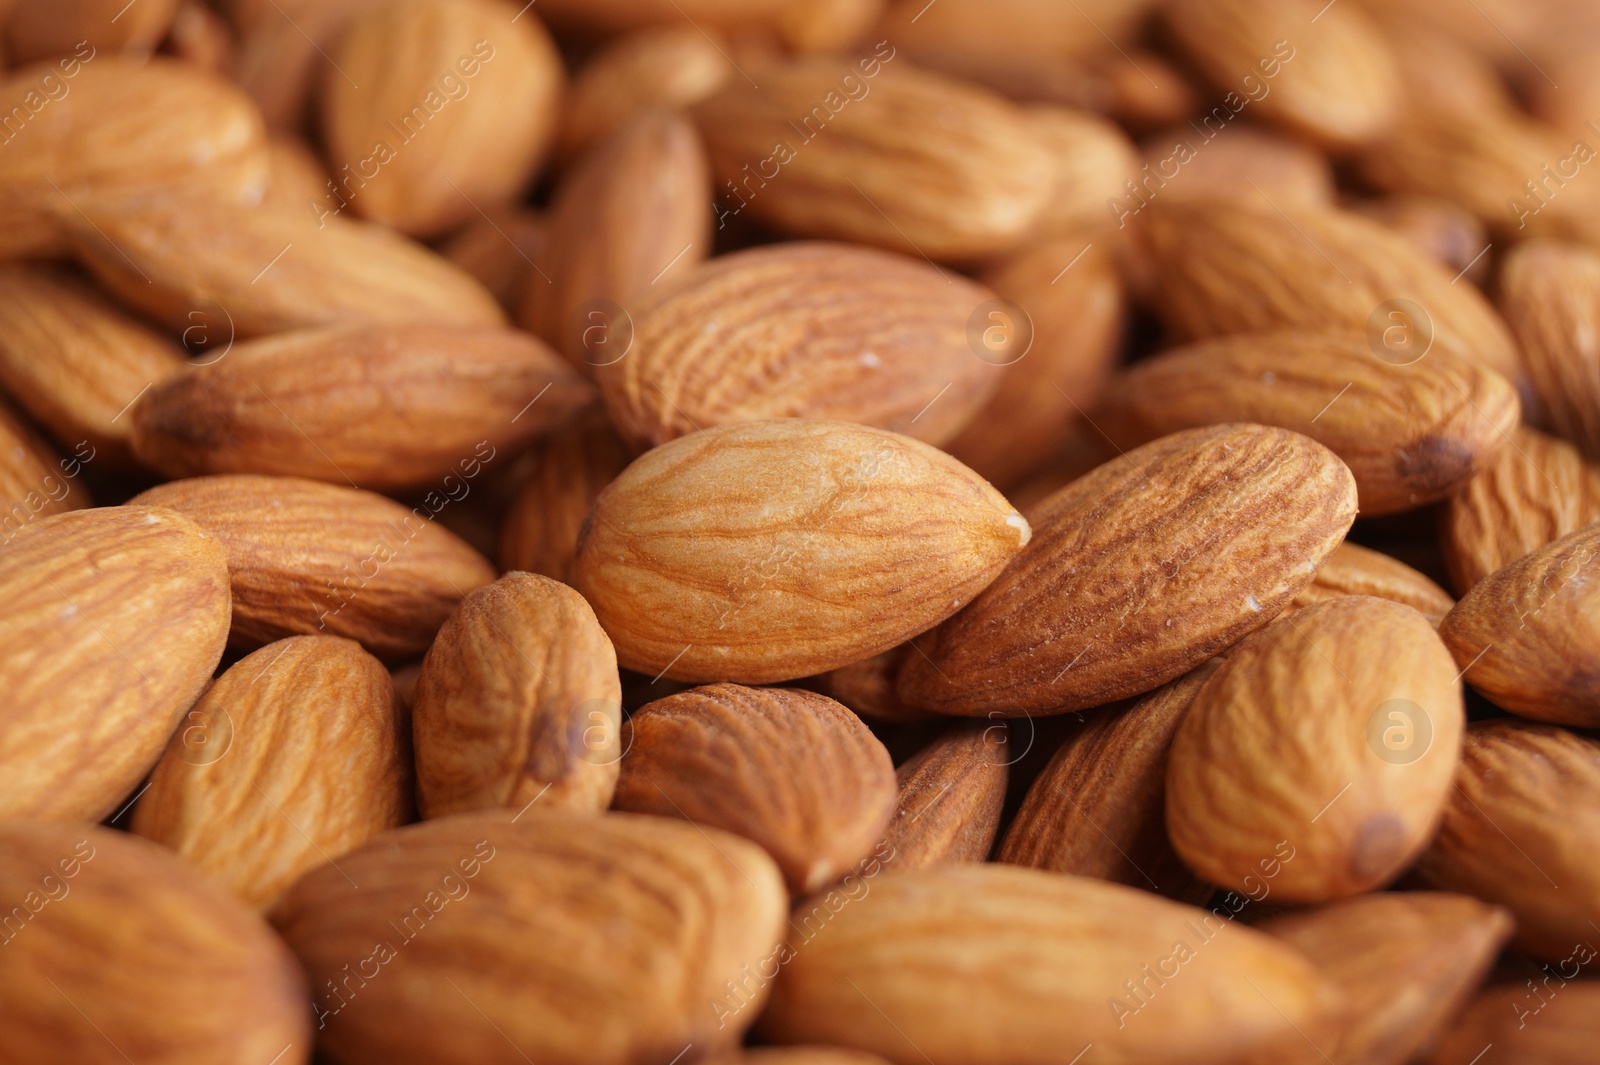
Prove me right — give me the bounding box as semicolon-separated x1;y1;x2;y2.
597;242;998;449
0;822;309;1065
0;400;89;538
5;0;179;62
1355;195;1490;284
413;572;623;818
898;423;1357;716
807;645;933;723
261;134;335;211
439;205;546;311
131;474;496;661
1289;541;1455;626
1424;980;1600;1065
232;0;386;130
0;506;230;821
573;419;1030;683
1500;240;1600;460
1026;106;1137;236
129;323;592;489
498;410;631;584
1094;330;1519;514
130;635;412;909
271;809;787;1065
530;0;797;36
882;722;1008;871
1137;125;1336;208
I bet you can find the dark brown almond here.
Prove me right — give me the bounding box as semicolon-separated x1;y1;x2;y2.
883;722;1008;871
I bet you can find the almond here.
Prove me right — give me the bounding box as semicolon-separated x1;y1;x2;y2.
0;400;90;538
597;242;998;449
232;0;386;130
898;423;1357;716
130;635;412;909
807;645;934;723
0;505;230;821
413;572;623;818
1026;106;1138;237
165;0;236;75
131;474;496;661
1414;720;1600;961
498;410;631;584
1094;330;1520;515
692;55;1056;261
760;863;1345;1064
1424;980;1600;1065
1500;241;1600;460
262;134;335;211
1167;596;1464;902
271;809;787;1065
1137;125;1336;208
439;206;546;311
1355;195;1490;284
322;0;564;237
5;0;179;62
1289;541;1455;626
0;822;309;1064
883;722;1007;871
129;323;592;489
574;419;1029;683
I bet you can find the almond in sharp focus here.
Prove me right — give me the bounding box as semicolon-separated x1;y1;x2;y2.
413;571;622;818
131;474;495;661
1289;540;1455;626
613;683;896;893
1501;240;1600;460
897;423;1357;716
0;506;230;821
882;721;1008;871
498;410;631;584
130;635;412;909
1166;595;1464;902
574;418;1030;684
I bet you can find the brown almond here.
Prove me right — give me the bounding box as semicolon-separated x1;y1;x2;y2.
439;206;546;311
232;0;385;130
5;0;179;63
131;474;496;661
898;423;1358;717
1026;105;1138;237
880;721;1007;872
131;635;412;909
806;645;934;724
0;400;90;540
261;134;334;212
1501;240;1600;460
1137;125;1336;209
413;572;623;818
1290;541;1455;626
498;410;631;584
1355;195;1491;284
1424;980;1600;1065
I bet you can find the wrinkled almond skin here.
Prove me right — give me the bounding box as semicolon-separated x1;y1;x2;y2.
1415;720;1600;961
1097;330;1519;515
1167;596;1464;902
130;324;592;489
898;423;1358;716
0;506;231;821
0;401;89;536
1424;981;1600;1065
413;572;622;818
761;864;1345;1065
131;636;412;909
1439;525;1600;726
883;722;1008;871
1501;241;1600;460
498;411;632;584
614;684;896;893
1290;541;1455;626
0;823;310;1065
131;474;495;662
574;419;1030;684
598;243;998;450
1259;893;1514;1065
272;810;787;1065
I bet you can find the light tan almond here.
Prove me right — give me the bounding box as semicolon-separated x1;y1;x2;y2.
1424;980;1600;1065
883;722;1007;871
498;410;631;585
261;134;334;212
5;0;179;62
1135;125;1336;210
440;206;546;311
131;636;412;909
0;506;231;821
1290;541;1455;626
573;419;1030;684
1501;240;1600;459
131;474;496;661
0;400;90;541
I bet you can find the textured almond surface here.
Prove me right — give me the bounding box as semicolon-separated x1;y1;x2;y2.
131;475;495;661
1424;981;1600;1065
898;423;1357;716
613;684;896;892
883;722;1008;871
574;419;1030;683
1167;596;1464;902
1501;240;1600;460
1289;541;1455;626
273;810;787;1065
413;572;622;817
0;400;89;536
498;411;631;584
0;506;231;821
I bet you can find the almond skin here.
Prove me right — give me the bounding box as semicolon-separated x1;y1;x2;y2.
806;645;934;724
0;506;231;821
1259;893;1514;1065
617;684;894;893
498;411;632;584
131;474;496;662
439;205;546;311
0;822;309;1065
5;0;179;62
1500;240;1600;460
1356;195;1490;284
1096;330;1519;515
130;636;412;909
597;242;999;450
1414;720;1600;961
898;423;1358;716
1290;541;1455;626
692;55;1055;261
761;864;1345;1065
883;722;1008;871
272;810;787;1065
0;400;90;536
1139;125;1336;209
1424;981;1600;1065
413;572;623;818
1167;596;1464;902
129;323;592;489
573;419;1030;684
1026;106;1138;236
558;27;736;159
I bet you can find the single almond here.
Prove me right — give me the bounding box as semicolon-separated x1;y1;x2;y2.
0;400;90;539
1136;125;1336;209
1026;105;1138;237
232;0;386;130
1500;240;1600;460
1289;541;1455;626
1423;980;1600;1065
883;722;1008;872
498;410;632;584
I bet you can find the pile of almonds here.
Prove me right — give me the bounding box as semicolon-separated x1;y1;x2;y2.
4;0;1600;1062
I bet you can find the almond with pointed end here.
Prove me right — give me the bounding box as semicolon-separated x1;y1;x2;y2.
131;475;495;661
1095;330;1519;514
129;324;592;489
1290;541;1454;626
131;636;411;909
1501;241;1600;460
761;864;1345;1065
0;401;89;538
1260;893;1513;1065
498;411;631;584
1424;980;1600;1065
414;572;622;818
899;423;1357;717
613;684;896;893
598;243;998;449
576;420;1028;683
0;822;309;1064
558;27;736;159
0;506;230;821
884;722;1007;871
272;810;787;1065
